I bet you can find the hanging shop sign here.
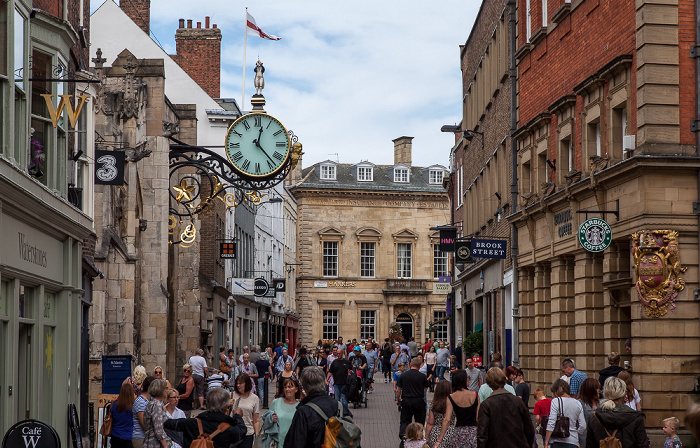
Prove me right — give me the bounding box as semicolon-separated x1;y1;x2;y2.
632;230;687;318
41;94;90;128
433;283;452;294
470;238;508;259
274;278;286;292
577;218;612;252
231;279;254;295
94;150;125;185
439;228;457;252
1;419;60;448
455;239;473;263
254;277;270;297
220;242;236;259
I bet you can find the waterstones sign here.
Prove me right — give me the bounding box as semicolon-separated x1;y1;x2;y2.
1;214;63;283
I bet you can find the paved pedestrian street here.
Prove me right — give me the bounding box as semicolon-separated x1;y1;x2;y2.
349;379;434;448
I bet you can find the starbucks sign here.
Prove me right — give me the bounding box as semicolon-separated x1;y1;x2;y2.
578;218;612;252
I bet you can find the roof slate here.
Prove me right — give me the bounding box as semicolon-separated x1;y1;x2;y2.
297;163;446;193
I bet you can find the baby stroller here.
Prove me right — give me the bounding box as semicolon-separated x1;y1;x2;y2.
344;369;367;408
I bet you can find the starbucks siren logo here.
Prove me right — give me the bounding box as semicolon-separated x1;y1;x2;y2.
578;218;612;252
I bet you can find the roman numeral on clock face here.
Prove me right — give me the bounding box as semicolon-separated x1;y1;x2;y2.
229;142;240;149
232;130;242;137
276;142;286;147
241;159;250;171
255;163;261;174
242;120;250;130
273;130;283;136
232;151;243;162
254;116;262;127
273;151;284;160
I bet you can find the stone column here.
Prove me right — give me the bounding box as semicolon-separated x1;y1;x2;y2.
421;306;427;345
550;256;575;386
574;251;604;374
533;262;552;385
518;266;535;376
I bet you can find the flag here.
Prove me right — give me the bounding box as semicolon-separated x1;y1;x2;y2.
246;12;281;40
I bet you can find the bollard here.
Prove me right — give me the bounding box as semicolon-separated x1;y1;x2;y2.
88;402;95;448
263;372;270;409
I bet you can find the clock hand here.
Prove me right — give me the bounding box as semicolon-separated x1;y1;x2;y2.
253;138;277;165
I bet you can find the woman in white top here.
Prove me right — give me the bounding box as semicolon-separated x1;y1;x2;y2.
230;372;260;448
618;371;641;411
544;378;585;448
164;389;186;448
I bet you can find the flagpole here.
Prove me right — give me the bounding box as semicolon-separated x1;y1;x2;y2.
242;7;248;111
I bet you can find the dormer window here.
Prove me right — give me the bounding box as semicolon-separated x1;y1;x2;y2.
357;166;373;181
429;169;444;184
321;164;336;180
394;167;409;183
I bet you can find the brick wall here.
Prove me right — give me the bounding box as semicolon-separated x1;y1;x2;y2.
173;18;222;99
120;0;150;35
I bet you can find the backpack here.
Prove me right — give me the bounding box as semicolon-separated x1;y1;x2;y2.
190;418;230;448
307;401;362;448
593;413;622;448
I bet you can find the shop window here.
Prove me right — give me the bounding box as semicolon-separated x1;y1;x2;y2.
611;106;627;161
323;310;339;340
19;284;34;319
397;243;412;278
323;241;338;277
360;310;375;341
30;50;54;184
433;311;448;340
360;242;375;278
18;322;32;419
433;244;448;278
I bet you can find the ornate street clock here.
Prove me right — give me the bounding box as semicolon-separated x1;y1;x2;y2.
225;112;291;180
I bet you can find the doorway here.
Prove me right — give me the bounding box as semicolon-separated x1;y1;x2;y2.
396;313;413;342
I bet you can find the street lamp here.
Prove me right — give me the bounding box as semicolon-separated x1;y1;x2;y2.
463;129;484;152
440;125;485;152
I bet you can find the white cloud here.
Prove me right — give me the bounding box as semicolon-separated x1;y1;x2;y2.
105;0;480;168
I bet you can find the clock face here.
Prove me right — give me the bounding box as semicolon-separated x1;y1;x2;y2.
225;113;291;178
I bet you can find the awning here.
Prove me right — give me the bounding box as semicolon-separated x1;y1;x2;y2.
475;320;483;332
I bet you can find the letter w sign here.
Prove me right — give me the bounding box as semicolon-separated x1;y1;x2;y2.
40;94;90;128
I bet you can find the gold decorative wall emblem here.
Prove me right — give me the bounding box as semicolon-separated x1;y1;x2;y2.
632;230;686;318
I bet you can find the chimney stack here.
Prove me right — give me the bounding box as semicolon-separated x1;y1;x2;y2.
120;0;151;35
173;16;222;98
392;136;413;166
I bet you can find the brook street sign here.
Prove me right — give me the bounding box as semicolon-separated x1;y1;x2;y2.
578;217;612;252
254;278;270;297
470;238;508;259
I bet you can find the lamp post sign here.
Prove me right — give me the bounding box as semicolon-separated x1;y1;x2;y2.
578;217;612;252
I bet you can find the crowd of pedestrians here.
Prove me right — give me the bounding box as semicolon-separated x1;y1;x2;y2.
102;337;694;448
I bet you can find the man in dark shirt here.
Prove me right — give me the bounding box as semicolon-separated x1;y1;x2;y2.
285;367;352;448
395;357;430;443
327;350;352;407
513;368;530;409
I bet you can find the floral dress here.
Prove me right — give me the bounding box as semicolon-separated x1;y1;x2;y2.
427;410;455;448
142;398;170;448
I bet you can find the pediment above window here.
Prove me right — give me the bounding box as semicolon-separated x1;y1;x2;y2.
318;226;345;241
392;229;418;241
356;227;382;242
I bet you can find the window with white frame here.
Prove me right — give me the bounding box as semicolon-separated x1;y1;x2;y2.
433;311;448;340
360;310;376;341
323;310;339;340
526;0;532;41
394;167;408;183
429;169;443;185
320;164;336;180
357;166;373;181
542;0;548;27
397;243;412;278
323;241;338;277
360;242;375;278
433;245;448;278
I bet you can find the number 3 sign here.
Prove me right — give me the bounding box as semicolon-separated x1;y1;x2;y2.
94;150;125;185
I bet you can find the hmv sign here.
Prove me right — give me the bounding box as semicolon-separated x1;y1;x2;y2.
1;420;60;448
439;228;457;252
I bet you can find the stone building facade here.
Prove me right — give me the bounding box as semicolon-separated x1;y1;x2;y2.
511;0;700;435
450;0;515;363
290;139;450;345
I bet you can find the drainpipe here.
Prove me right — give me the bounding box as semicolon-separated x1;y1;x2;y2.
695;0;700;369
508;0;520;367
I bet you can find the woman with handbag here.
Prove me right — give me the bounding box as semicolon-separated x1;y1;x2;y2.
107;382;135;448
544;379;586;448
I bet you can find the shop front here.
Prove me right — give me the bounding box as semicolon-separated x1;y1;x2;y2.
0;170;93;444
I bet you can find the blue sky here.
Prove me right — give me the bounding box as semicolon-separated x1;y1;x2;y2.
95;1;481;168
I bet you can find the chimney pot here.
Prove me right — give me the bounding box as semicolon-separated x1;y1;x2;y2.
187;19;192;28
213;24;217;29
197;21;201;28
179;18;185;28
205;17;210;28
